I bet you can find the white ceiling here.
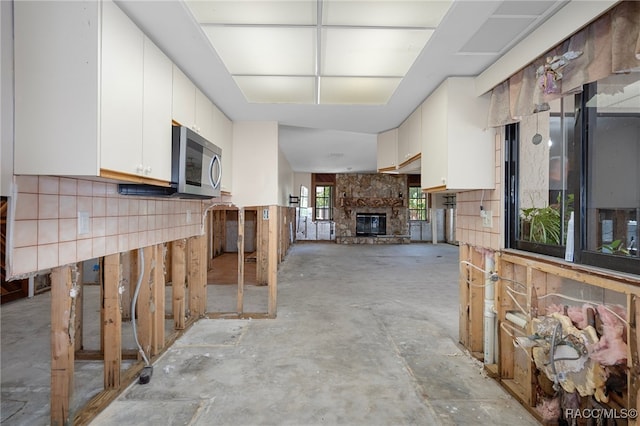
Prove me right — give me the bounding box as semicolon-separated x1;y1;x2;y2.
116;0;568;174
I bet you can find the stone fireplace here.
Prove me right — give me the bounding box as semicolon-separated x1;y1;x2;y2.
335;174;410;244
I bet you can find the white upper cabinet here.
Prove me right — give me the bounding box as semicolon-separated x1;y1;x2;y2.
397;106;422;164
421;77;495;192
171;65;196;129
212;106;233;193
14;0;173;184
397;106;422;173
377;128;398;172
141;37;173;182
172;65;215;141
99;0;144;177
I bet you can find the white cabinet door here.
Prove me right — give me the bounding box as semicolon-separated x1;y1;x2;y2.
377;128;398;171
408;106;422;159
195;88;214;141
172;64;196;128
421;77;494;192
212;106;233;193
100;0;144;176
14;1;101;176
397;119;410;165
142;37;173;181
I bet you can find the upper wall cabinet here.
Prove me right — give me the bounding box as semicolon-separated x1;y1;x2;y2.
421;77;495;192
377;129;398;172
14;0;173;185
171;66;215;142
396;106;422;173
212;107;233;194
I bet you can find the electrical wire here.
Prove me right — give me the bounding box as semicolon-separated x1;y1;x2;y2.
131;248;150;367
506;289;529;316
537;292;629;326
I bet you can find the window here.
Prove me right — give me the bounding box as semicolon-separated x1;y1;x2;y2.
408;186;428;221
314;185;333;220
506;73;639;275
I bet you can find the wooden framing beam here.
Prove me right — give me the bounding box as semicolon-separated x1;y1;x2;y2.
237;208;245;314
152;244;166;355
103;253;121;389
50;265;75;426
268;205;278;318
136;246;153;362
172;239;187;330
188;235;206;317
74;262;84;352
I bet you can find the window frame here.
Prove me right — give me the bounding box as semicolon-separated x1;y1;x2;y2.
408;186;428;221
314;184;334;221
505;79;639;276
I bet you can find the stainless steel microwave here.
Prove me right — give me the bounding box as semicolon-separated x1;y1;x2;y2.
171;125;222;198
118;126;222;199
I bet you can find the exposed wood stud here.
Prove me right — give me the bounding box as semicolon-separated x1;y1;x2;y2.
152;244;166;355
103;253;121;389
74;262;84;352
50;265;74;426
136;246;153;362
172;239;186;330
237;208;245;314
268;205;278;318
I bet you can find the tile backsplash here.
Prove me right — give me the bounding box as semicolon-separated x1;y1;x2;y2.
8;176;207;278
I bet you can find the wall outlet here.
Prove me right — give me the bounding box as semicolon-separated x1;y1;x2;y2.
78;211;90;235
186;210;192;224
481;210;493;228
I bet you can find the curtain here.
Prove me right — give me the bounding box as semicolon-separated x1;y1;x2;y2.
488;1;640;127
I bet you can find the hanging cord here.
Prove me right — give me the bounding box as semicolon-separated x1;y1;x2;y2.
131;248;150;367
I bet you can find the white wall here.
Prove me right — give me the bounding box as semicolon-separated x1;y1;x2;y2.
231;121;279;208
0;1;14;196
278;146;294;207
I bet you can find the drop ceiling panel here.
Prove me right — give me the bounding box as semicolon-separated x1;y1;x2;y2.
459;17;537;54
320;77;401;105
202;26;316;75
186;0;317;25
322;0;452;28
234;76;316;104
321;28;433;76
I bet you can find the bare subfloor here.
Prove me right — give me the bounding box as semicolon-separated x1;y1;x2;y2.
92;242;539;426
1;242;540;425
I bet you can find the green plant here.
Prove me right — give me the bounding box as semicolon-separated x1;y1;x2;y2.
520;205;561;245
600;239;630;255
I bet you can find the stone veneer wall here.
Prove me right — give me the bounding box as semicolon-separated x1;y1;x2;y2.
334;174;409;244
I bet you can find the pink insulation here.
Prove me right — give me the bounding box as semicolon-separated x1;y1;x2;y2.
589;305;628;366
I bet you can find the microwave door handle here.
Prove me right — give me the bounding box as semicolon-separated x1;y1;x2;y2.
209;154;222;189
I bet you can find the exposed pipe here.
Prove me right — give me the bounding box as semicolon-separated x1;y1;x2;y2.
483;252;496;364
131;248;152;384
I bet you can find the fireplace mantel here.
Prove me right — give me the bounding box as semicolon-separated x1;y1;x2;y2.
339;197;404;208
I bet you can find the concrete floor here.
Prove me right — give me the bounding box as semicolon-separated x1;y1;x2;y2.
1;242;540;425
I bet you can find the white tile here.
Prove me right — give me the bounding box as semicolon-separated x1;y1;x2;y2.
128;199;139;215
118;216;129;234
77;179;93;196
92;217;106;237
37;243;59;271
11;246;38;276
77;196;92;215
118;198;129;216
118;234;129;252
39;176;59;194
58;241;77;265
106;183;118;197
59;195;77;219
93;197;106;217
15;193;38;220
15;175;39;193
92;237;106;258
76;239;93;261
59;218;77;242
106;198;119;216
106;217;118;236
38;219;58;244
59;178;77;195
128;216;139;233
105;236;118;255
92;182;106;197
13;220;38;247
38;194;59;219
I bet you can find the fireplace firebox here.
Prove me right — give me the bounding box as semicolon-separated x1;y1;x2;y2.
356;213;386;236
